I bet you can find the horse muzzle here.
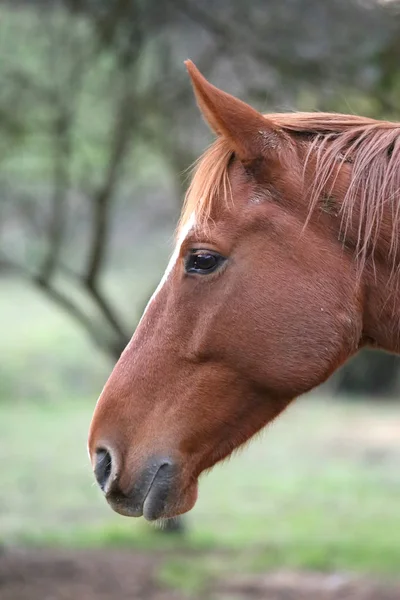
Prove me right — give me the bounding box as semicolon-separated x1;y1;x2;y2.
93;448;181;520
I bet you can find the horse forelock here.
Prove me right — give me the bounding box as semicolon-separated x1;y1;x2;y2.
178;137;234;239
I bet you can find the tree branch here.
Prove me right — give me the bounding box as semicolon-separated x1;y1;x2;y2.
0;251;115;353
40;109;72;281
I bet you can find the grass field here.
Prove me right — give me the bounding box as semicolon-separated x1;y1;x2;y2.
2;282;400;585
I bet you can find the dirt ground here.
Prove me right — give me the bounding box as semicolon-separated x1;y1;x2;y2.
0;548;399;600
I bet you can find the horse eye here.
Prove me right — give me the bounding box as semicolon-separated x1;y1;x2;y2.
185;251;225;275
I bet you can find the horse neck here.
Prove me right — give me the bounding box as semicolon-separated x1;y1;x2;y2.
358;219;400;353
361;257;400;353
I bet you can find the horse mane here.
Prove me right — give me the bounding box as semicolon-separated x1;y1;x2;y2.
180;136;234;234
180;111;400;271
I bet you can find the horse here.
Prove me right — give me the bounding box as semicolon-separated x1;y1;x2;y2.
88;60;400;523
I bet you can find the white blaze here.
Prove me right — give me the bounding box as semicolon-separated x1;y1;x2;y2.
139;212;196;323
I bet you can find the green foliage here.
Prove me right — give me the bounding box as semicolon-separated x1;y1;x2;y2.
0;7;162;181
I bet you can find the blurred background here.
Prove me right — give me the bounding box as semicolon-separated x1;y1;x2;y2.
2;0;400;598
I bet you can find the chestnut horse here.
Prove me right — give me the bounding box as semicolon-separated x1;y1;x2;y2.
88;61;400;522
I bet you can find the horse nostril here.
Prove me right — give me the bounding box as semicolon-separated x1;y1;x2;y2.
94;448;113;491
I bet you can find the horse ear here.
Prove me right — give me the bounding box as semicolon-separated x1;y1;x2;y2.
185;60;280;163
